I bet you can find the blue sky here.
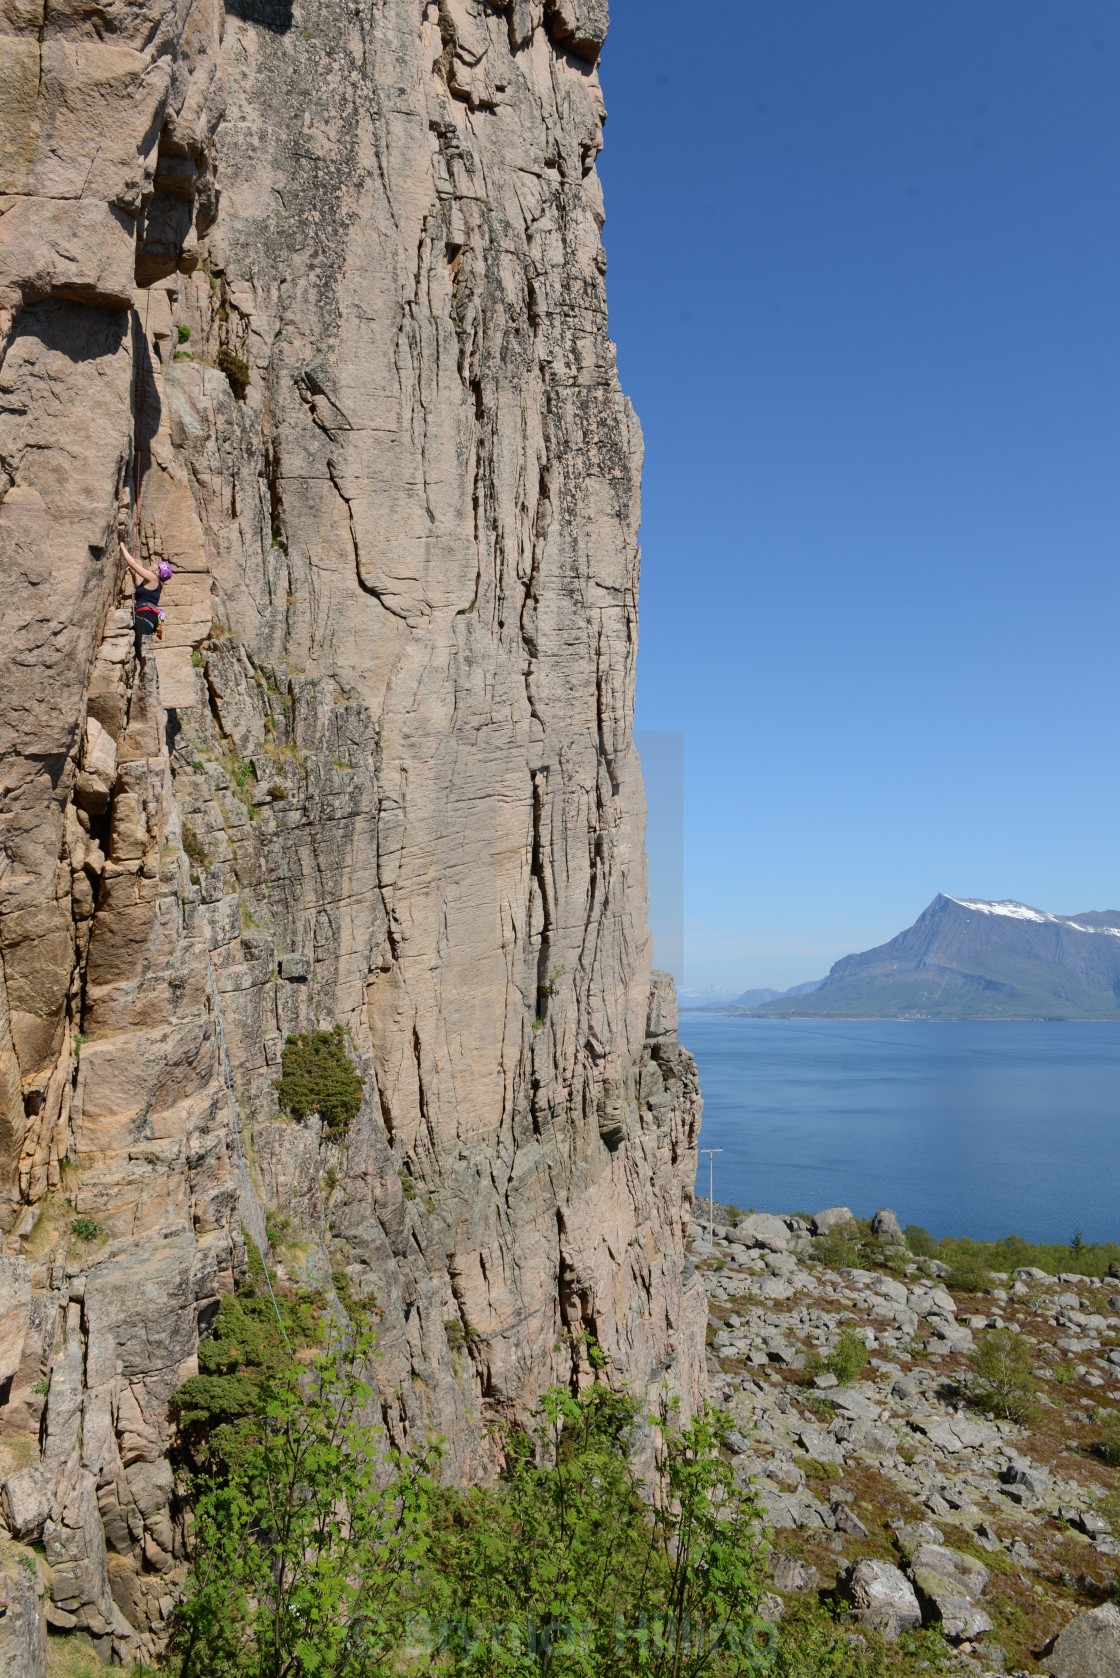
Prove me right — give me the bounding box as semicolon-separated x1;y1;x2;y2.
600;0;1120;993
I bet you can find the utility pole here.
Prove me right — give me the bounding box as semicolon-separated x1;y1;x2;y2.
700;1148;723;1247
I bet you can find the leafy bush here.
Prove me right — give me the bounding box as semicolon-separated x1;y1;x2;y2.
70;1216;100;1241
173;1334;946;1678
968;1328;1037;1422
172;1331;432;1678
177;322;191;342
275;1027;365;1138
904;1224;938;1257
808;1225;861;1269
944;1251;994;1295
905;1225;1120;1280
827;1327;870;1384
170;1261;322;1466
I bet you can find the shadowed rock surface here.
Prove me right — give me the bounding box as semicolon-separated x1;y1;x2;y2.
0;0;703;1660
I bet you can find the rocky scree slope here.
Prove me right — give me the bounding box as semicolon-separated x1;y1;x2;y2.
0;0;704;1664
698;1209;1120;1675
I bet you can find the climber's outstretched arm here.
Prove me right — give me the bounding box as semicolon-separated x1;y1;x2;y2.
120;542;158;588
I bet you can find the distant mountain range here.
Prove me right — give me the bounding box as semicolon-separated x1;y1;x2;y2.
741;896;1120;1021
680;979;825;1010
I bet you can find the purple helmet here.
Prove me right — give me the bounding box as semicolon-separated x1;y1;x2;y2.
157;561;174;583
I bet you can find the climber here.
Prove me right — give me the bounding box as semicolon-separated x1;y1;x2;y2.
121;542;173;658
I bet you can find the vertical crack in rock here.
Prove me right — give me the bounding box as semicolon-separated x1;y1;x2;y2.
0;0;705;1662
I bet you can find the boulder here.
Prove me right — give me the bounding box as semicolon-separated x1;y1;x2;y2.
0;1258;31;1387
1046;1602;1120;1678
871;1207;903;1243
1000;1463;1050;1508
2;1467;50;1541
811;1206;857;1237
829;1499;870;1539
772;1555;819;1592
840;1558;922;1640
727;1212;789;1253
908;1543;992;1645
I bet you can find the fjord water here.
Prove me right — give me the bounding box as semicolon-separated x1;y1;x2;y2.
681;1015;1120;1244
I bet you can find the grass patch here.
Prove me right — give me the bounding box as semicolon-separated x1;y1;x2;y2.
217;345;250;398
181;822;210;866
1096;1407;1120;1466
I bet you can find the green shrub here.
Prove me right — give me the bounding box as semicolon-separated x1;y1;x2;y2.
217;345;251;398
173;1328;960;1678
904;1224;938;1257
968;1328;1037;1422
827;1327;870;1384
945;1251;995;1295
177;322;191;342
809;1225;861;1270
905;1226;1120;1280
181;822;210;866
170;1272;322;1465
70;1216;100;1241
1098;1408;1120;1467
275;1027;364;1138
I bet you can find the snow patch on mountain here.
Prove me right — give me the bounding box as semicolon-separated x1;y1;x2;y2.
947;898;1120;938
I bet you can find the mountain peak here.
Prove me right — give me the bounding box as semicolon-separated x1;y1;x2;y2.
750;894;1120;1019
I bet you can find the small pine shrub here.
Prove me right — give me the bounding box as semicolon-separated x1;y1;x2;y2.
275;1027;364;1139
177;322;191;342
968;1328;1037;1422
217;345;251;398
71;1216;100;1241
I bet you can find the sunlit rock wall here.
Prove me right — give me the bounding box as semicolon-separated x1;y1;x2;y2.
0;0;704;1660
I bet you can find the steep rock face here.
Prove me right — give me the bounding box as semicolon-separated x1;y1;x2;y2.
0;0;704;1660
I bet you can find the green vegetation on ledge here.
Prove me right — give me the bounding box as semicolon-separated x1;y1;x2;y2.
274;1026;365;1138
169;1244;323;1467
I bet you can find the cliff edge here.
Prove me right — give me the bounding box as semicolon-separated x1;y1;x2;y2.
0;0;704;1662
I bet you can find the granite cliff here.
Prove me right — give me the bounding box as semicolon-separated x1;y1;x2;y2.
0;0;704;1663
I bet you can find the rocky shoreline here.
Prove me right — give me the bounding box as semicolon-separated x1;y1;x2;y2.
693;1204;1120;1676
